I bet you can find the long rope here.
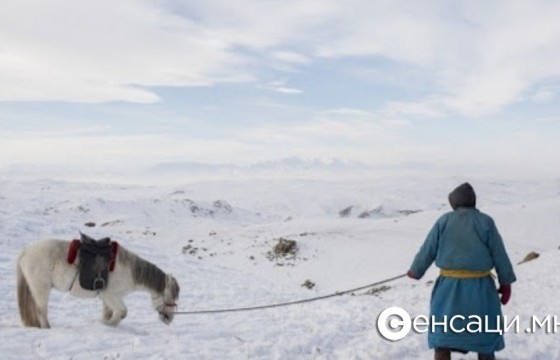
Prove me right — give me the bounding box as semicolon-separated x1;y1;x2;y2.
173;273;407;315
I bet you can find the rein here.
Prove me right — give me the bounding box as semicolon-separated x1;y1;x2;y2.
173;273;407;315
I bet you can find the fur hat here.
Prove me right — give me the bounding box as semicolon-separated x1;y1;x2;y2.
448;182;476;210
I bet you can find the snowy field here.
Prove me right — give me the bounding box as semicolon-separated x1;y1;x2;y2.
1;173;559;359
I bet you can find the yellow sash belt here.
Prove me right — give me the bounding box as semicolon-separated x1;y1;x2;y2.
440;269;493;279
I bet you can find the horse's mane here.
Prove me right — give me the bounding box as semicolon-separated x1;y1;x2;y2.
118;246;166;294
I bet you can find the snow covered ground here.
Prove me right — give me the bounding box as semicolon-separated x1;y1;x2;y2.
1;173;559;359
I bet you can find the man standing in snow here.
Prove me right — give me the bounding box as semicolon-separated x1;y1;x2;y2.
407;182;516;360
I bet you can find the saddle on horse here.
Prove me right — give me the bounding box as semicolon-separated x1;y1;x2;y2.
67;233;119;291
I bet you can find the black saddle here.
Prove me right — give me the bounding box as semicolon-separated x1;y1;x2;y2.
78;234;113;291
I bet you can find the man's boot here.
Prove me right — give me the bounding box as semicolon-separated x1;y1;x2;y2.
478;353;495;360
435;348;451;360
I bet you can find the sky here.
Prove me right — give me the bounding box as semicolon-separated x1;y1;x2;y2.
1;0;560;178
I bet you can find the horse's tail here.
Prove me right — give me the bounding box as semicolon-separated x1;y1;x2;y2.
17;260;40;327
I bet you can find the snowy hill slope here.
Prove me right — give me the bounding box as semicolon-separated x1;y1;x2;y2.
0;176;559;359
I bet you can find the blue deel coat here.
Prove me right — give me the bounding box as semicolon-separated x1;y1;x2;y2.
410;207;517;354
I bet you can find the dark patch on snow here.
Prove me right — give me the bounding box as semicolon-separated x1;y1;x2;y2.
267;238;299;266
518;251;539;265
273;238;298;256
339;206;353;218
364;285;391;296
301;279;316;290
101;219;124;227
340;205;422;219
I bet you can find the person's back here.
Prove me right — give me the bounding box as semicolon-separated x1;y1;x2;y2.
408;182;516;360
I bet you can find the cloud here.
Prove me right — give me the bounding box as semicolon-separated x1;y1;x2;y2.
2;0;560;117
173;1;336;48
313;2;440;66
1;108;558;176
274;87;304;95
313;1;560;116
262;81;304;95
382;100;444;119
234;107;413;164
0;0;249;103
530;89;556;104
0;131;256;170
241;108;390;142
271;51;311;65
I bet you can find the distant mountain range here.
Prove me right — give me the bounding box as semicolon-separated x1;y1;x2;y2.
148;157;371;174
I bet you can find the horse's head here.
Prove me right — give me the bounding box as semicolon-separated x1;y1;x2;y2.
158;274;180;325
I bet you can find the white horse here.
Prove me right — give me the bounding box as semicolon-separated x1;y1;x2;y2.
17;238;180;328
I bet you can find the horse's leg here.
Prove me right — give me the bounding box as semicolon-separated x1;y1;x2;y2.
102;302;113;323
100;295;127;326
19;262;52;328
34;289;52;329
25;276;52;329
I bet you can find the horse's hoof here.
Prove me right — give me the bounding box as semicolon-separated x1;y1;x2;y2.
159;312;174;325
